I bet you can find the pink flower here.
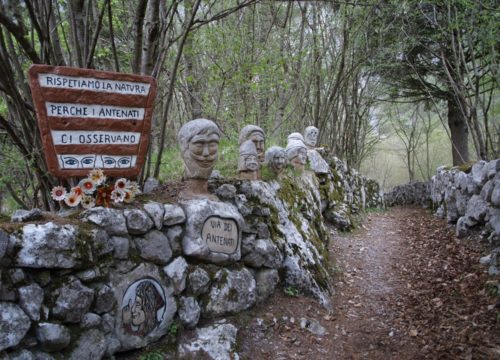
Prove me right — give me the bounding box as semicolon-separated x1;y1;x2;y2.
114;178;128;190
78;178;96;194
51;186;67;201
70;186;83;196
111;188;126;203
64;193;82;207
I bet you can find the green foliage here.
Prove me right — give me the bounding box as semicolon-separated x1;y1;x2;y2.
365;207;386;214
158;145;185;182
138;351;164;360
284;285;299;297
168;322;179;337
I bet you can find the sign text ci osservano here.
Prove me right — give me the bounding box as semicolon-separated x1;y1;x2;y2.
51;130;141;145
39;73;150;95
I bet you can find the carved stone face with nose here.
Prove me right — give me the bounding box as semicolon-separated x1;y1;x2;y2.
178;119;220;180
188;133;219;168
286;137;308;172
239;125;265;163
265;146;287;175
290;147;308;167
304;126;319;149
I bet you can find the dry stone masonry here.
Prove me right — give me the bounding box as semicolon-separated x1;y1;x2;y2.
385;158;500;275
0;126;383;359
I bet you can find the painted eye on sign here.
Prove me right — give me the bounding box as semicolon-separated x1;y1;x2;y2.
28;65;157;178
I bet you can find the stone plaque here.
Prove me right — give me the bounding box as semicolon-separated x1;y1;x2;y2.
202;216;239;255
28;65;157;178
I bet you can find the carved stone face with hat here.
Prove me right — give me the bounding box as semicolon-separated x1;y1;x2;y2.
239;125;265;163
286;135;307;172
287;132;305;143
238;140;259;180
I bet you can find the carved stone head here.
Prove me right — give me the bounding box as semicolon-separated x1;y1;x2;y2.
286;136;308;172
265;146;287;175
287;132;305;143
304;126;319;149
238;140;260;180
178;119;220;180
239;125;265;163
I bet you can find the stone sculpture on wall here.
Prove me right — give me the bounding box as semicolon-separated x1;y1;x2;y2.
238;140;260;180
304;126;319;149
178;119;220;199
303;126;329;174
286;134;308;172
238;125;265;163
265;146;287;176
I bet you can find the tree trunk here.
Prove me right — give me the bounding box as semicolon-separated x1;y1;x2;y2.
447;97;470;165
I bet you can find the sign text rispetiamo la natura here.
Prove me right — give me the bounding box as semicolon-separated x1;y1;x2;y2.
28;65;157;178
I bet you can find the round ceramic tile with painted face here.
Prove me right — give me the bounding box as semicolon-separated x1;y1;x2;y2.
121;278;167;337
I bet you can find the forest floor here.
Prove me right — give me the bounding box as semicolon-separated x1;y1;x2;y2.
231;206;500;360
123;206;500;360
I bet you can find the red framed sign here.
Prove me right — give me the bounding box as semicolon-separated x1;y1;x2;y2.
28;65;157;178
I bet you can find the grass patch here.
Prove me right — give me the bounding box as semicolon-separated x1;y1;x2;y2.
284;285;299;297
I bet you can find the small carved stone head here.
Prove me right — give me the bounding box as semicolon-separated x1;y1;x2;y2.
178;119;220;180
238;140;259;180
286;136;308;172
304;126;319;149
265;146;287;175
287;132;305;143
239;125;265;163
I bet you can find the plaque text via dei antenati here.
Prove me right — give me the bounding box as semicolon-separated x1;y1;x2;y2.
201;216;239;255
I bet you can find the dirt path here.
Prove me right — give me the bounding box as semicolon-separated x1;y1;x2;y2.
234;206;500;360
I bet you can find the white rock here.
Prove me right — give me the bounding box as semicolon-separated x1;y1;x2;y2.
203;268;256;317
163;256;188;294
143;202;165;230
81;207;127;236
18;283;44;321
15;223;77;268
178;321;239;360
36;322;71;352
0;302;31;351
178;296;201;329
163;204;186;226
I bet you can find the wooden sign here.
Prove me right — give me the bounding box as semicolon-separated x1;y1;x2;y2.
28;65;157;178
202;216;239;255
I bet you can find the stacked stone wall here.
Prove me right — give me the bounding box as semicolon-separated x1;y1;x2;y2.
0;160;382;359
384;181;431;207
385;159;500;276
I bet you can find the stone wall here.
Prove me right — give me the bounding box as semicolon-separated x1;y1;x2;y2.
0;160;383;359
384;181;431;207
321;155;384;230
430;160;500;243
385;159;500;276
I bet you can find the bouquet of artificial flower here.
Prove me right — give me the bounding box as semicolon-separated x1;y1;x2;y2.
51;169;141;208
